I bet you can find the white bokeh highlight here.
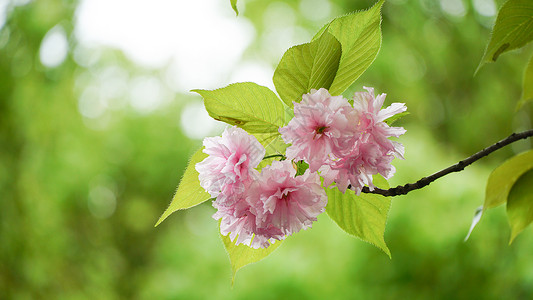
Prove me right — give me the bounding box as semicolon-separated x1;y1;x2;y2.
39;25;69;68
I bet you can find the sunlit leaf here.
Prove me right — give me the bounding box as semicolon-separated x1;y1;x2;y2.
255;133;288;171
230;0;238;15
253;132;287;157
325;175;391;257
507;169;533;243
321;0;384;96
273;31;342;106
221;233;283;283
484;149;533;210
156;148;211;226
476;0;533;72
384;111;410;126
193;82;286;133
517;53;533;110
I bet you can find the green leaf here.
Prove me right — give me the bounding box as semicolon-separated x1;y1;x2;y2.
517;53;533;110
221;233;283;283
507;169;533;243
484;149;533;211
273;31;342;106
253;132;287;157
193;82;286;134
476;0;533;72
156;148;211;226
322;0;384;95
254;133;288;171
325;175;391;257
384;111;410;126
230;0;238;15
295;160;309;176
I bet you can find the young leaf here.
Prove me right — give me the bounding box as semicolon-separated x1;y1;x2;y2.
517;53;533;110
273;31;342;107
476;0;533;73
324;0;385;96
221;233;283;283
252;132;287;156
384;111;410;126
156;148;211;226
230;0;238;15
464;206;484;242
484;149;533;211
325;175;391;257
507;169;533;243
193;82;286;134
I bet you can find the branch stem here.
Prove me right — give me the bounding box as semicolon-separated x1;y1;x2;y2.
360;129;533;197
263;154;286;160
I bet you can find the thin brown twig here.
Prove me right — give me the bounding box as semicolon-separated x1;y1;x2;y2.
360;129;533;197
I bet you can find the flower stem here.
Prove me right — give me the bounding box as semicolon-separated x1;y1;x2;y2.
360;129;533;197
263;154;286;161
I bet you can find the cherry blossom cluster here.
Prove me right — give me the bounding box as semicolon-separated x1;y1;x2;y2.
280;87;406;194
196;87;406;248
196;126;327;249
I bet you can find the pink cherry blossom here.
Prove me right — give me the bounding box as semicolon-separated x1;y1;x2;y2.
320;138;396;193
321;87;406;193
195;126;265;202
352;86;406;159
248;160;327;241
212;170;282;249
279;88;358;172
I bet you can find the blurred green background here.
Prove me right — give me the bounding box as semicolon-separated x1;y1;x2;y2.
1;0;532;299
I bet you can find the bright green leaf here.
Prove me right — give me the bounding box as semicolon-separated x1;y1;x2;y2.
485;149;533;211
230;0;238;15
324;0;384;95
325;175;391;257
254;133;288;171
517;53;533;110
156;148;211;226
253;132;287;157
273;31;342;106
507;169;533;243
384;111;410;126
193;82;286;133
476;0;533;72
295;160;309;176
221;233;283;283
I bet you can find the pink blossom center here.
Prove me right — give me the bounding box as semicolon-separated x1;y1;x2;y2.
313;125;328;140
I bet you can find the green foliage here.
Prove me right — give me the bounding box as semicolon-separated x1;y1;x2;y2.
384;111;410;126
221;232;283;283
507;169;533;243
295;160;309;176
156;148;211;226
476;0;533;72
231;0;238;15
193;82;286;134
321;0;384;96
255;132;287;155
517;53;533;109
325;176;391;257
484;149;533;210
273;31;342;106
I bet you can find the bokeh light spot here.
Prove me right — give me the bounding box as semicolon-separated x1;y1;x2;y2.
39;25;68;68
180;101;224;140
473;0;496;17
88;185;117;219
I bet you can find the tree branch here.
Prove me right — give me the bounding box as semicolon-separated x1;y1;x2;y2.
360;129;533;197
263;154;286;160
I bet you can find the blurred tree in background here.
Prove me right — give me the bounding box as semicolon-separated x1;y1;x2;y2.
1;0;532;299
